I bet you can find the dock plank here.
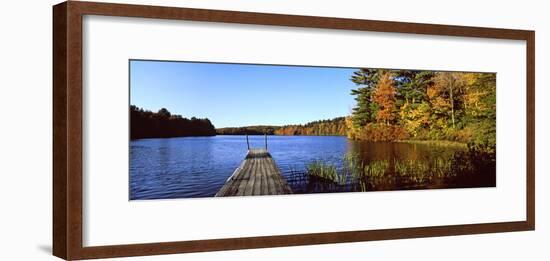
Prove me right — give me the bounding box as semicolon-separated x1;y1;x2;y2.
252;157;263;196
236;156;254;196
215;148;292;197
261;154;271;195
243;156;257;196
266;156;291;194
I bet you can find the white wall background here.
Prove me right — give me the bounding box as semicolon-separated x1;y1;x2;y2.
0;0;547;260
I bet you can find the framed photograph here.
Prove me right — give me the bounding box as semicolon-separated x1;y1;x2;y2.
53;1;535;260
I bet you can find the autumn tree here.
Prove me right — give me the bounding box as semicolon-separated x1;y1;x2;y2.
372;72;397;125
461;73;497;152
462;73;496;119
399;101;431;137
429;72;468;129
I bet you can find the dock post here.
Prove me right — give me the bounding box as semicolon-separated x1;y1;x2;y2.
264;133;267;150
246;134;250;150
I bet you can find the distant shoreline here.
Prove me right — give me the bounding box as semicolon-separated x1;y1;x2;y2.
130;133;346;141
131;135;470;145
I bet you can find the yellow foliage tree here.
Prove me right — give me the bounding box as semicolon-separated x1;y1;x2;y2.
400;101;431;137
429;72;468;129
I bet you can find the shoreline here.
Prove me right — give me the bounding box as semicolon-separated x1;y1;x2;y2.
395;139;468;148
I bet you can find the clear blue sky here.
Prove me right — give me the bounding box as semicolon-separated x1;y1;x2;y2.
130;60;358;128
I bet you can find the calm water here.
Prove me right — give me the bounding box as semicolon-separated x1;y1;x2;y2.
130;135;495;200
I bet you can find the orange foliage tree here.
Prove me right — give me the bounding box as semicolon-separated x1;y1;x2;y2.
372;72;397;125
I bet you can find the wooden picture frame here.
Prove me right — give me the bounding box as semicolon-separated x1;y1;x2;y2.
53;1;535;260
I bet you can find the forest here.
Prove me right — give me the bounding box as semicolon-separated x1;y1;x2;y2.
130;105;216;139
345;69;496;152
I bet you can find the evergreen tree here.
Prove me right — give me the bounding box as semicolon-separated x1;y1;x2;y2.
349;69;381;127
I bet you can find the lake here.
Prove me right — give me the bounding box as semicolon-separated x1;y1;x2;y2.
130;135;495;200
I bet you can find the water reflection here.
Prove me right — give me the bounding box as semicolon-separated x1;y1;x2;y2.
288;141;495;194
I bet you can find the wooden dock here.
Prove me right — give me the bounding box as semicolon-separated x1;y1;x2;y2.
215;148;293;197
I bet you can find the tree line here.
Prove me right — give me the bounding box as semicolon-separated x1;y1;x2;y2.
130;105;216;139
216;126;277;135
274;117;347;136
215;117;346;136
130;105;345;138
346;69;496;152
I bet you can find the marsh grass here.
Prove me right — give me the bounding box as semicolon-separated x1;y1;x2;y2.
307;161;338;182
305;152;470;191
344;153;388;179
395;159;430;183
362;160;389;178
